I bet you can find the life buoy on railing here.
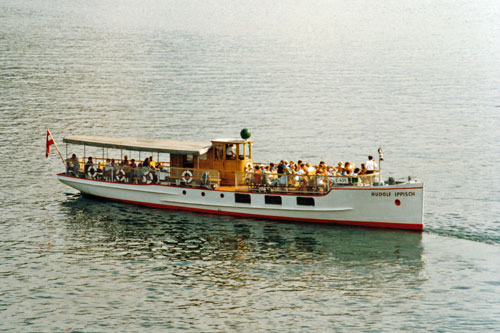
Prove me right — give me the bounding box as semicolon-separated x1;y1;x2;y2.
142;171;154;184
116;168;126;182
87;166;97;179
181;170;193;184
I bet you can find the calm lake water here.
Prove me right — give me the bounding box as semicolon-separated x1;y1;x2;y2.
1;0;499;331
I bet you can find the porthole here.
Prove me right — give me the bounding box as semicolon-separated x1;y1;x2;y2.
220;193;224;198
182;190;187;195
395;199;401;206
201;192;205;197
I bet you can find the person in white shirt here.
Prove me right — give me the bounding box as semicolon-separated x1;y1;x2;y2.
226;144;235;159
365;155;378;174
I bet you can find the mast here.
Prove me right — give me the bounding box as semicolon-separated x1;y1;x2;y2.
377;147;384;183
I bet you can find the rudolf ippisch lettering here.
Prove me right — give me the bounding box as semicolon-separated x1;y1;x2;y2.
371;191;416;197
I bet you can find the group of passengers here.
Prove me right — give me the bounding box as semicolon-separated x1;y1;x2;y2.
247;156;378;188
66;154;163;183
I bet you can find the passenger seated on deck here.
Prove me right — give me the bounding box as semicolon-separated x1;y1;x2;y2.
327;166;338;177
66;154;79;176
277;160;285;175
358;164;367;175
84;157;93;176
295;165;307;187
104;158;113;180
136;162;147;183
149;156;156;168
296;160;303;172
306;162;316;175
253;165;262;185
312;167;326;190
271;167;290;188
128;159;137;183
121;155;129;166
343;162;353;175
263;166;273;186
335;162;343;174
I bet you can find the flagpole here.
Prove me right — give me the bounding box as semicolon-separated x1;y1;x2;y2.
377;147;384;183
48;128;66;167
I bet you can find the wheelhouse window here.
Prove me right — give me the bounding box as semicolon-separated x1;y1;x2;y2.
235;193;251;204
225;144;236;160
297;197;315;206
238;143;244;160
245;142;251;159
214;145;224;160
183;154;194;168
265;195;282;205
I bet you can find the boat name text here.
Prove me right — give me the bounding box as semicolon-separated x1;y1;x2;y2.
371;191;416;197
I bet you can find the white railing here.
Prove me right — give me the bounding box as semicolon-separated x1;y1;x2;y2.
64;161;220;188
234;171;378;193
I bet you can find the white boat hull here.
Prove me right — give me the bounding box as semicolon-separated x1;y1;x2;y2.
57;174;424;230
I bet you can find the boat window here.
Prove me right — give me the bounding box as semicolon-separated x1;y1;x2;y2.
238;144;244;160
245;142;251;159
225;144;236;160
183;154;194;168
265;195;282;205
235;193;251;204
199;152;207;160
297;197;315;206
214;145;224;160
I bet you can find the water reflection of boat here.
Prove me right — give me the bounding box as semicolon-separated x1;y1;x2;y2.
63;196;424;270
57;131;424;230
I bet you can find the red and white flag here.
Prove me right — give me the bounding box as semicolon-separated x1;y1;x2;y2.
46;129;55;158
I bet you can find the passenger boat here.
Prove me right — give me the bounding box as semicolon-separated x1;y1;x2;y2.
56;131;424;230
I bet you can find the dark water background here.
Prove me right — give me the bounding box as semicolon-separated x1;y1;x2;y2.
1;0;499;331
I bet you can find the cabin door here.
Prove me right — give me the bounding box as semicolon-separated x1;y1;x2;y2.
212;143;225;174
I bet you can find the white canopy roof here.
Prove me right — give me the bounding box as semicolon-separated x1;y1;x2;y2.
63;135;212;155
211;138;252;144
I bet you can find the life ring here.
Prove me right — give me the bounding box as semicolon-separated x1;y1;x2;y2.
87;166;97;179
116;168;126;182
181;170;193;184
245;162;253;171
142;171;154;184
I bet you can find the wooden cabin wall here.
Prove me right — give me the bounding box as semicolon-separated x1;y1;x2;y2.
170;154;183;168
197;149;214;170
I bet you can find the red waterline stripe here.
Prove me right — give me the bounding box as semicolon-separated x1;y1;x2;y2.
83;193;424;231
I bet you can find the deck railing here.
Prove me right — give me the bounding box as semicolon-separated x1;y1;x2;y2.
234;171;378;194
64;158;377;192
64;161;220;188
